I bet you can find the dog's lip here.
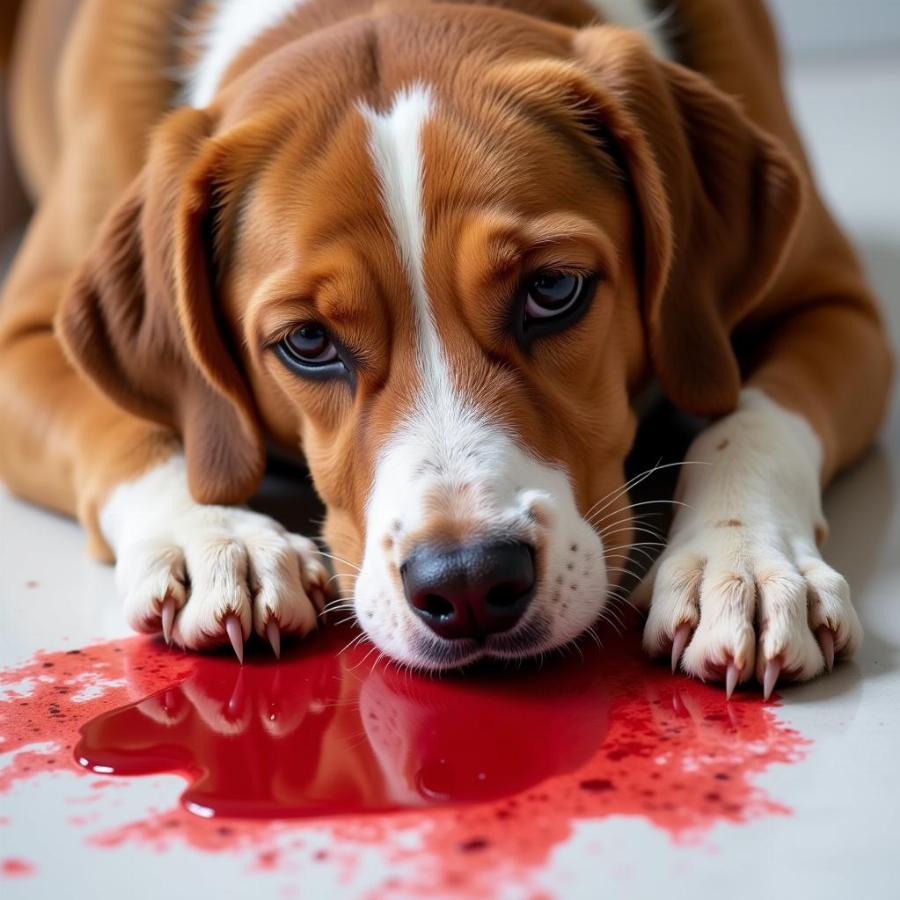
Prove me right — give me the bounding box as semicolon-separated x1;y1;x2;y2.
404;613;553;672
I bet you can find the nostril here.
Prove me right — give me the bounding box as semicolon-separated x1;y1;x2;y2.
420;593;454;620
486;582;524;609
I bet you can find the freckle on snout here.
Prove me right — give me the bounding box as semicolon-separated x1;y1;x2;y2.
716;439;730;451
715;519;743;528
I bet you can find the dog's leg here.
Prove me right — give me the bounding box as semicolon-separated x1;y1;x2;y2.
0;0;329;656
0;254;329;659
639;300;892;695
633;0;894;694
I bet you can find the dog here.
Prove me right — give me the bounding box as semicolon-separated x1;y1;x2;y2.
0;0;892;697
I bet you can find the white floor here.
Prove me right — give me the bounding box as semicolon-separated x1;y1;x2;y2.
1;52;899;900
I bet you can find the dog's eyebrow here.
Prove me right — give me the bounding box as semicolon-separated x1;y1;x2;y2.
468;212;621;282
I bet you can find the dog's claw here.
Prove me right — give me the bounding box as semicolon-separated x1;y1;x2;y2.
266;620;281;659
224;615;244;664
816;626;835;672
671;623;691;673
725;661;740;700
763;658;781;701
161;595;176;646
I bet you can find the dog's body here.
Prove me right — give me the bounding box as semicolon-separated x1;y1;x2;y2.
0;0;892;693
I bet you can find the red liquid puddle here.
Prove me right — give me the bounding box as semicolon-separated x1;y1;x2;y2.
1;626;809;892
74;626;620;819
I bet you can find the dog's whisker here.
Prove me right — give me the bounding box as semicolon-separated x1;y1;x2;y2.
369;648;388;675
584;625;605;649
605;587;633;608
315;550;361;572
588;516;672;538
337;631;369;656
591;509;665;531
327;572;358;586
348;642;381;671
585;459;709;522
605;544;664;565
321;597;355;611
613;594;642;615
599;523;666;542
590;497;693;529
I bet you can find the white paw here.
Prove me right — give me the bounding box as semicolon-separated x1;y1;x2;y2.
635;388;863;697
638;522;862;692
101;457;330;656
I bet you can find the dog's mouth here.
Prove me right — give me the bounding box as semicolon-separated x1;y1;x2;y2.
403;612;556;672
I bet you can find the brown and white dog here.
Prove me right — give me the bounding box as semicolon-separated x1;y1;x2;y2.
0;0;892;696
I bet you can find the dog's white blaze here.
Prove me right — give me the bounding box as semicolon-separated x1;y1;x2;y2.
359;84;491;520
361;85;483;484
584;0;674;59
360;85;455;406
356;85;608;668
186;0;310;108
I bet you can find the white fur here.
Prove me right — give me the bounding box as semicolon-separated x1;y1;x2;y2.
639;388;862;683
360;86;447;392
584;0;674;59
186;0;310;108
100;455;327;647
355;86;608;669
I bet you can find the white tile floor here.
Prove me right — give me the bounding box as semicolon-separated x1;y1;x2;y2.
1;51;899;900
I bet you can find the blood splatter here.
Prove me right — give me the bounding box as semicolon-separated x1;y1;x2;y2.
1;858;36;877
1;623;809;893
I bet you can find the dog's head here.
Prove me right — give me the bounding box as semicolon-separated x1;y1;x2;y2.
59;10;800;669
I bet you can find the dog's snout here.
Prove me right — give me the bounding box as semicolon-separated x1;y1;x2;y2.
400;541;536;640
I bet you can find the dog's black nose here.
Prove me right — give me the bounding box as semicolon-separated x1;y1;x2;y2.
401;541;536;640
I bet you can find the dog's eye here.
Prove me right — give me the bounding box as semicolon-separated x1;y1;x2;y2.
524;271;588;321
276;323;346;378
284;324;337;364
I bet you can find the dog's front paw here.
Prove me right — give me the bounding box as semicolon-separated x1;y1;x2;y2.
103;459;330;659
639;525;862;697
635;389;863;699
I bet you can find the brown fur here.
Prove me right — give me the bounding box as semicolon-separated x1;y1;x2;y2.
0;0;892;580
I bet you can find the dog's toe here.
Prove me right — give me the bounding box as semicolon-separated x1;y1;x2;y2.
169;534;253;652
119;541;188;637
243;529;321;653
639;528;861;698
114;507;329;656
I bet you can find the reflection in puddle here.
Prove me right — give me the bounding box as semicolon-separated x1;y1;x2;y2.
75;627;610;818
74;625;791;822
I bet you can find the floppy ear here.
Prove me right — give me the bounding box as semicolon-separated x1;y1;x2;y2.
57;106;265;504
571;28;803;416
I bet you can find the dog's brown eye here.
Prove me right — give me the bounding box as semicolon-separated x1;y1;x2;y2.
283;324;338;365
524;271;586;320
275;323;348;380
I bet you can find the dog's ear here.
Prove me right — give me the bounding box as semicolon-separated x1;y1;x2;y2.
568;29;803;415
57;107;265;504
